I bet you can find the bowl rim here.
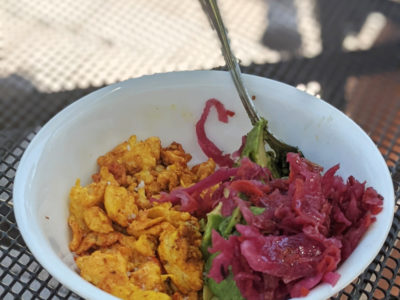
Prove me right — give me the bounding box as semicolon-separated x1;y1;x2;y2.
13;70;395;300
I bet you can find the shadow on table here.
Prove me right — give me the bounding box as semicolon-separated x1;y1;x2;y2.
253;0;400;109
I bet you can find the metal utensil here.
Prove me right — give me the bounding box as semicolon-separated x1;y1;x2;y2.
199;0;260;125
200;0;302;177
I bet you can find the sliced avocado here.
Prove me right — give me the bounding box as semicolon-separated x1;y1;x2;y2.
203;285;219;300
218;207;241;238
241;118;269;168
241;118;302;178
241;119;280;178
206;272;244;300
201;214;224;257
249;206;265;215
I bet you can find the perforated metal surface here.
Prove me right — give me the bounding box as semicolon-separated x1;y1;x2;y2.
1;0;400;299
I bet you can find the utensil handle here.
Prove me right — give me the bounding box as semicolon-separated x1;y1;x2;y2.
200;0;260;125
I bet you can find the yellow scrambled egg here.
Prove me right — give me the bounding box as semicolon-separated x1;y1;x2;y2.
68;135;215;300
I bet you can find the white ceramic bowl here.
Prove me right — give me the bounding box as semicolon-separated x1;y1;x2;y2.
14;70;394;300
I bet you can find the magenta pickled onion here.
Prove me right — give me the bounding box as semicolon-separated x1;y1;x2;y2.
196;98;235;167
322;271;341;286
155;98;384;299
289;273;323;298
204;154;382;299
152;167;238;217
208;230;239;283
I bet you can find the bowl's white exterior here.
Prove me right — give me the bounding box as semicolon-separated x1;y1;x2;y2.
13;71;394;300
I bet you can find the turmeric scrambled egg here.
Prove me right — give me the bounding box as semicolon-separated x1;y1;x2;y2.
68;135;215;300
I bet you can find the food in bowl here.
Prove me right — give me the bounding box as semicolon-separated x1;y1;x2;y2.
13;71;394;300
68;98;383;300
68;135;216;299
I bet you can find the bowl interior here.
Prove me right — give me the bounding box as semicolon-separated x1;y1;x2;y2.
14;70;394;300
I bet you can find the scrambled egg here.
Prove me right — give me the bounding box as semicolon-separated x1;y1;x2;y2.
68;135;215;299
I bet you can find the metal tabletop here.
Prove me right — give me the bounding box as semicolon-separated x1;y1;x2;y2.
1;0;399;299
